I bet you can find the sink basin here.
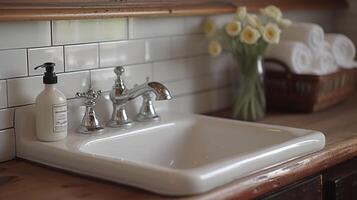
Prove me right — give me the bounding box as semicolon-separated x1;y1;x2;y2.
15;107;325;196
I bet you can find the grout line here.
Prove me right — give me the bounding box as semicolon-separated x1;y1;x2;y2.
0;44;67;52
128;33;205;41
98;42;102;68
0;127;15;132
4;68;90;81
26;48;30;76
126;17;130;40
12;108;15;137
0;34;204;53
50;20;54;46
5;80;9;108
5;74;41;81
0;107;13;112
63;46;66;72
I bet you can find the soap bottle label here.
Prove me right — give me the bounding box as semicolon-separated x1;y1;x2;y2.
53;103;67;133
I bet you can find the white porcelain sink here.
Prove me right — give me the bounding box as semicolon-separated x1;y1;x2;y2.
16;107;325;196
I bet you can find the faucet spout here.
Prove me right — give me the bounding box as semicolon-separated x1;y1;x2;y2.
118;81;171;103
148;82;172;100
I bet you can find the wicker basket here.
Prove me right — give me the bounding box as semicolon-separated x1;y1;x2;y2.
264;59;357;112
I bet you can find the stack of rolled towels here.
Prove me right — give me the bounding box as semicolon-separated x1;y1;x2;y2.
265;22;357;75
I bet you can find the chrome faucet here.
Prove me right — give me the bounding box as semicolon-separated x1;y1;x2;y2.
107;66;172;128
76;88;104;134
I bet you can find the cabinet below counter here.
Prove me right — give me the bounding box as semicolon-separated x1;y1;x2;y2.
1;93;357;200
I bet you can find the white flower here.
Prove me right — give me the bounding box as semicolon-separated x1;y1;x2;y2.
208;40;222;57
235;6;247;21
246;14;262;28
203;19;217;37
260;5;283;21
278;18;292;28
240;25;261;44
262;23;281;44
225;21;242;37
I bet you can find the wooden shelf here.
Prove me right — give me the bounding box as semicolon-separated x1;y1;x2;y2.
0;0;349;22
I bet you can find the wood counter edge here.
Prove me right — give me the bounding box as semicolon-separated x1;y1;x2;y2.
191;136;357;200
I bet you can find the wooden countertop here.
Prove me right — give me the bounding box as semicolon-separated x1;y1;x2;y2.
1;93;357;200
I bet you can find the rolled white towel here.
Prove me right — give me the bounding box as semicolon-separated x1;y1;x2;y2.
281;22;325;53
311;50;338;75
265;41;313;74
325;33;357;69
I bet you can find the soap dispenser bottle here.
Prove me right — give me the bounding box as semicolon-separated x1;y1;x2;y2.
34;62;67;141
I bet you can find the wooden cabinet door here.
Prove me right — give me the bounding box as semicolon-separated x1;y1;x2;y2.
326;171;357;200
259;175;323;200
324;157;357;200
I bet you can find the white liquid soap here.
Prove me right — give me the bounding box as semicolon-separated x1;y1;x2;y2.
35;62;67;141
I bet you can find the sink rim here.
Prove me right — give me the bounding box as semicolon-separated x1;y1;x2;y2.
15;108;326;196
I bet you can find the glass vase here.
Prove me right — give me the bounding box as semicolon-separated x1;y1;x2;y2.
233;55;266;121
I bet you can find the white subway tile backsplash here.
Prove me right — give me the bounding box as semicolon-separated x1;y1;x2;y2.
0;129;15;162
0;49;27;79
145;37;171;62
91;67;116;92
166;72;230;97
129;17;185;39
124;63;153;88
28;46;64;76
0;81;7;109
65;43;99;72
57;71;91;98
100;40;146;68
184;56;212;77
210;14;235;27
168;87;232;114
207;53;235;73
184;16;205;34
8;71;90;107
52;18;128;45
0;109;14;130
7;76;42;107
153;59;186;82
0;21;51;50
171;35;207;58
185;54;234;77
153;55;231;84
91;63;152;92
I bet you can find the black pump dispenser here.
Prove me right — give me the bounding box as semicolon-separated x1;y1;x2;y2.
34;62;57;84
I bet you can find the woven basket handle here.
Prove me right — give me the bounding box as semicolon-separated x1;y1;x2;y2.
264;58;293;74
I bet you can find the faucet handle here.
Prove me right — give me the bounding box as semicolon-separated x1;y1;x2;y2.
114;66;125;77
76;88;102;106
75;88;104;134
135;92;159;122
113;66;127;92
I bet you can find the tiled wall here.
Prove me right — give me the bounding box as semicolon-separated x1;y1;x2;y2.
0;11;335;162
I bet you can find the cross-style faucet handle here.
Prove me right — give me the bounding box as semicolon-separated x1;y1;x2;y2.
75;88;104;134
76;88;102;106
